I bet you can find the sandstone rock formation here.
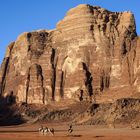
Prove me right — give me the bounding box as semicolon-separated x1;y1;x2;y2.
0;4;140;104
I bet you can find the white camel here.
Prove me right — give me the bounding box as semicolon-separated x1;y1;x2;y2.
38;126;54;136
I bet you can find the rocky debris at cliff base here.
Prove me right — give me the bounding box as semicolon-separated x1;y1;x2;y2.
1;98;140;127
19;101;90;124
74;98;140;128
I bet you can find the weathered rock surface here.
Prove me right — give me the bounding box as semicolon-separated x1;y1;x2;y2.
0;4;140;104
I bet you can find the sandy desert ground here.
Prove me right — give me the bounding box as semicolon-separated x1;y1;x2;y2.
0;124;140;140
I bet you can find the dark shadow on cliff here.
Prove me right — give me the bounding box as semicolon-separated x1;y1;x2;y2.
0;94;25;126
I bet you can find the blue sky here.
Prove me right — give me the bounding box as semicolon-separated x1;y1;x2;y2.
0;0;140;65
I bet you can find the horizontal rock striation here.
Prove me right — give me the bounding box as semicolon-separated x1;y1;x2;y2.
0;4;140;104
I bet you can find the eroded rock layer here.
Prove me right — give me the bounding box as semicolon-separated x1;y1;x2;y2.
0;4;140;104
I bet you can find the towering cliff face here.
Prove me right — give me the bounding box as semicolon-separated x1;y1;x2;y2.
0;4;139;104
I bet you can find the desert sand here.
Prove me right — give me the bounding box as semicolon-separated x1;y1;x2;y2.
0;124;140;140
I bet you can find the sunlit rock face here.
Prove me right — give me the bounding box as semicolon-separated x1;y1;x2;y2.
0;4;139;104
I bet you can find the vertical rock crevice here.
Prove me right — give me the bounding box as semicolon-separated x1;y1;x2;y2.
121;42;127;56
50;48;57;101
37;65;45;104
0;58;10;95
25;68;30;104
82;62;93;97
60;71;65;98
100;71;110;92
105;76;110;88
100;75;104;92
